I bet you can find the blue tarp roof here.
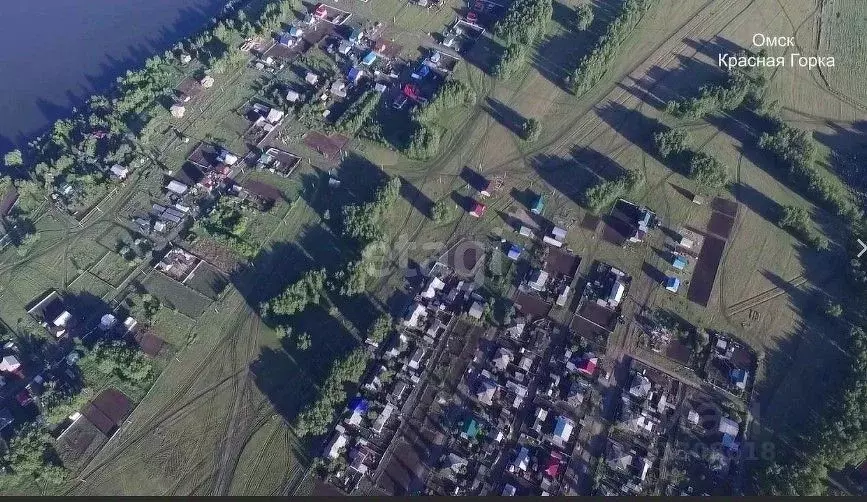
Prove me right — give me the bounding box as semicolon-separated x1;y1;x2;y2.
665;276;680;290
349;396;369;413
413;64;431;78
730;368;747;382
672;255;687;270
278;33;292;45
362;52;378;65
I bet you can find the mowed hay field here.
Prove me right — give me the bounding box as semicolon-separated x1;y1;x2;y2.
819;0;867;105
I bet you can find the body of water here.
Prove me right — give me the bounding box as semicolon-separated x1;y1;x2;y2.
0;0;230;151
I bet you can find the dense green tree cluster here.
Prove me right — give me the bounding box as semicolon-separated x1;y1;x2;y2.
366;314;393;345
265;269;327;316
665;55;767;118
431;198;450;222
569;0;658;94
82;340;153;384
778;205;828;250
491;0;552;80
758;121;861;223
0;423;67;487
294;348;369;436
199;198;258;258
335;91;381;136
38;381;90;427
342;177;401;243
757;325;867;494
653;127;727;192
404;81;477;160
582;169;645;214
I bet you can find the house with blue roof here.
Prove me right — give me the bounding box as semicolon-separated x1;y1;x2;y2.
507;244;522;261
671;255;688;271
278;32;293;46
665;276;680;293
349;27;364;44
362;51;378;66
412;64;431;80
347;66;364;83
288;26;303;38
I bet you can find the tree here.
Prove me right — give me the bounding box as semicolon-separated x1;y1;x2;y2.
822;300;843;318
266;269;327;316
2;423;67;484
575;4;594;30
688;152;728;191
431;199;450;222
3;149;23;167
778;205;827;250
521;118;541;141
653;128;690;159
367;314;392;344
39;381;89;426
295;332;312;351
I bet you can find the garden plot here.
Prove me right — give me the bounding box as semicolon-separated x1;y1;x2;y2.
184;261;229;300
142;272;212;319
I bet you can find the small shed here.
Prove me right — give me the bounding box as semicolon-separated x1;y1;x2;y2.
679;236;694;249
170;104;186;118
411;64;431;80
286;89;301;102
288;26;303;38
110;164;129;180
469;202;486;218
374;82;388;93
551;226;567;240
166;180;189;195
671;255;688;271
338;40;353;55
530;195;544;214
200;75;215;88
0;355;21;373
279;32;293;46
305;72;320;85
468;301;484;320
349;28;364;44
518;226;533;237
665;276;680;293
507;244;521;261
362;51;378;66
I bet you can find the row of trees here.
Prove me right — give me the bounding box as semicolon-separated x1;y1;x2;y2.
293;348;369;436
665;53;767;118
757;325;867;494
778;205;828;250
582;170;645;214
491;0;553;79
568;0;658;94
653;127;728;192
757;120;861;224
403;81;478;160
334;91;381;136
264;269;327;317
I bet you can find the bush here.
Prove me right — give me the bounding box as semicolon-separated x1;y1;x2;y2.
265;269;327;316
335;91;380;136
653;128;690;159
367;314;392;344
431;199;450;222
522;118;541;141
3;149;23;167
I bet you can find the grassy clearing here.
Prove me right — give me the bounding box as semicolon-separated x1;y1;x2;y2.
819;0;867;103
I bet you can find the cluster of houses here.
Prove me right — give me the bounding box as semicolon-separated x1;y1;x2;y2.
0;288;143;455
321;262;480;492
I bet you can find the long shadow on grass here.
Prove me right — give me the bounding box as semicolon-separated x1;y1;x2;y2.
527;147;627;208
483;98;526;136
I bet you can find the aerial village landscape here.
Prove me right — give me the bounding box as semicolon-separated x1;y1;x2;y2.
0;0;865;496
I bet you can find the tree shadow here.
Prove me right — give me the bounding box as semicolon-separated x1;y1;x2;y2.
482;98;526;136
